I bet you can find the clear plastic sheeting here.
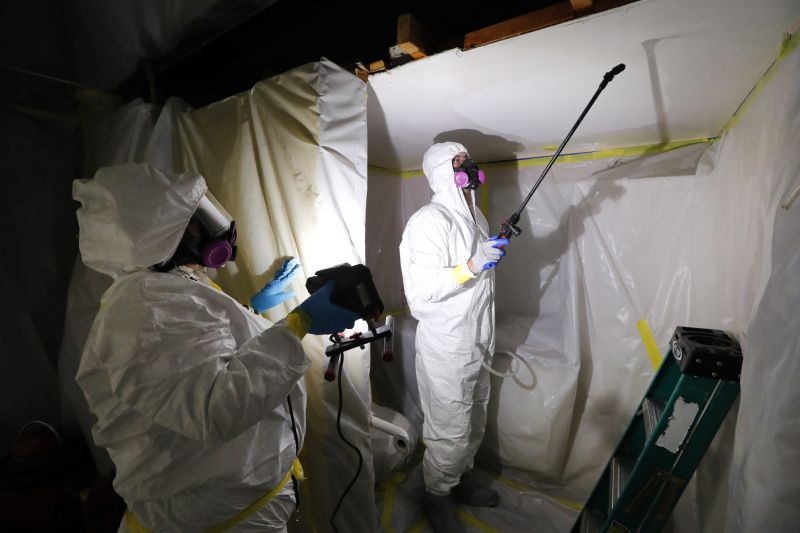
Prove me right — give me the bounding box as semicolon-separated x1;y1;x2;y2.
366;39;800;533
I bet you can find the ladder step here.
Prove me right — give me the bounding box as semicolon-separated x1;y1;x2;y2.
578;509;604;533
609;456;633;510
642;397;663;439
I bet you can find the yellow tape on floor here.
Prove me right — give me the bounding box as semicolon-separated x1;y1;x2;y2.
636;319;662;370
379;471;406;533
458;511;504;533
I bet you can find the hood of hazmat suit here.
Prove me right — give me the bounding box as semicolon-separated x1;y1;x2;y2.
399;142;496;495
73;164;308;532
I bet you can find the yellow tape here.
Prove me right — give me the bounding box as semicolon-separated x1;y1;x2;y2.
718;30;798;137
286;310;311;339
452;262;475;284
369;138;715;177
381;307;410;319
126;459;303;533
636;319;662;370
486;138;716;171
367;165;423;179
458;511;504;533
379;471;406;533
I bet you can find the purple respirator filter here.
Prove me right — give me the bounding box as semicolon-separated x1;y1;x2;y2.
454;168;486;188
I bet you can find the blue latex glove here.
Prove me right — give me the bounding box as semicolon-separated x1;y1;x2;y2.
250;258;302;313
469;235;509;272
295;281;360;335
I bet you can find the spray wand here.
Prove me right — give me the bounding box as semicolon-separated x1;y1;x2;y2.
498;63;626;239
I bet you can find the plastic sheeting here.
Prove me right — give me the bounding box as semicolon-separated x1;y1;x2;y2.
59;59;376;532
367;36;800;532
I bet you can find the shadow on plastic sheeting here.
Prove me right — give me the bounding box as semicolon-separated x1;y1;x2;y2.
480;177;626;479
433;129;525;164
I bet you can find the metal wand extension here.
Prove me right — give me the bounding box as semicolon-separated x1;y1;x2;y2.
499;63;626;240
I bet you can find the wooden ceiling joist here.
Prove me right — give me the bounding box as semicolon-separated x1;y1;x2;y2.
397;13;430;59
570;0;595;15
464;2;574;50
464;0;638;50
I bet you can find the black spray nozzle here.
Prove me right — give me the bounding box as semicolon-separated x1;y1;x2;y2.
602;63;626;85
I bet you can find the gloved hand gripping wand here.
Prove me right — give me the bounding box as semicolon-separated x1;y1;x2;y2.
499;63;626;239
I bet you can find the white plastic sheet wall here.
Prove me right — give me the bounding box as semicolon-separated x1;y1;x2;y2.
366;40;800;532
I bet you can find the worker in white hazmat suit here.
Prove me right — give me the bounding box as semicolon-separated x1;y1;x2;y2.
72;163;358;532
399;142;508;532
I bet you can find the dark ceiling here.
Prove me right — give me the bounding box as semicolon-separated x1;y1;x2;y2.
129;0;563;107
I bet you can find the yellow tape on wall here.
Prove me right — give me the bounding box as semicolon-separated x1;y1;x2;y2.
368;138;716;178
636;319;663;370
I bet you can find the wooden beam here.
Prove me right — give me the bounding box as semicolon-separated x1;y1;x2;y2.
569;0;594;15
464;2;575;49
463;0;639;50
397;13;430;59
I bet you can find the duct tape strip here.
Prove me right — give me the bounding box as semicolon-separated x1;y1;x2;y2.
485;138;716;171
496;474;584;512
366;165;424;180
717;30;799;137
637;319;662;370
378;471;407;533
458;511;504;533
381;307;410;320
368;138;716;178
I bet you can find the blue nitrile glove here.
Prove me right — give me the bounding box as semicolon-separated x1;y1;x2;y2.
468;235;509;272
293;281;360;335
250;258;302;313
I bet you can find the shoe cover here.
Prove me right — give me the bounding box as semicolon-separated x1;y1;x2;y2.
452;480;499;507
422;492;466;533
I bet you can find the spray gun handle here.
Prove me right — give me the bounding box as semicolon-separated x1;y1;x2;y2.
499;215;522;240
324;351;341;382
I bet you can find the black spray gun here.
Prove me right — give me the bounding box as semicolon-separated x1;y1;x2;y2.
499;63;626;240
305;264;394;381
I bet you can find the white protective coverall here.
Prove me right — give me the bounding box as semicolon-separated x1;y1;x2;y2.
73;164;308;532
399;142;496;495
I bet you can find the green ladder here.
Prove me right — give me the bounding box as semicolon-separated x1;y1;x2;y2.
572;326;742;533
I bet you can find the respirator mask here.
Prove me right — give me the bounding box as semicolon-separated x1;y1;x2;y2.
155;192;238;271
453;156;486;190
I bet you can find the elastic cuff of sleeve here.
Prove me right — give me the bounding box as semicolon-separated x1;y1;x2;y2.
287;310;312;339
452;262;475;285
